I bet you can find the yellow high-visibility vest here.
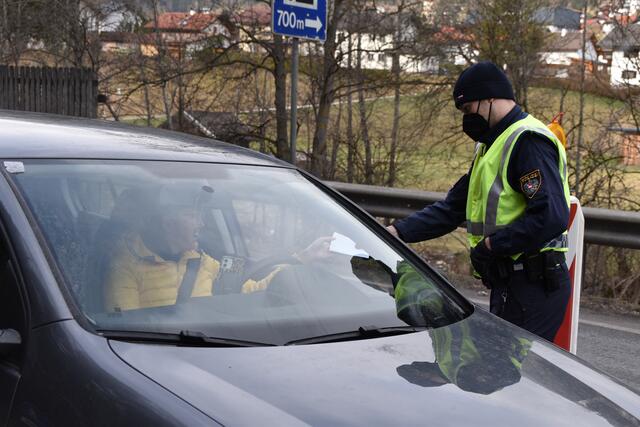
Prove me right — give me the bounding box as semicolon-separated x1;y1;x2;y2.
466;115;571;262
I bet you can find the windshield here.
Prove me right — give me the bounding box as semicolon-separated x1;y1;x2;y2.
9;160;469;344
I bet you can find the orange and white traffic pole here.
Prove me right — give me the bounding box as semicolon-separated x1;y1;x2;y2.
553;196;585;354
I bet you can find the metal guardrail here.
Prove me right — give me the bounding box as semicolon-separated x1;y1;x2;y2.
327;181;640;250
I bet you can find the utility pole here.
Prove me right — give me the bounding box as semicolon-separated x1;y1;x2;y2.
576;0;588;197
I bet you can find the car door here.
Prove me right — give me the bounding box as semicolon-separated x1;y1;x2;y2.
0;230;27;425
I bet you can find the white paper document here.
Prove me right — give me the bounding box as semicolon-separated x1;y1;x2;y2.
329;232;369;258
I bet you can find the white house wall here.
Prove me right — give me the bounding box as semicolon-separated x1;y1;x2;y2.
336;30;473;73
540;52;573;66
540;44;598;66
611;50;640;86
336;31;394;70
80;2;135;32
627;0;640;15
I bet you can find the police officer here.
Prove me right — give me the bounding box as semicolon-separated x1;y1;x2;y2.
387;61;571;342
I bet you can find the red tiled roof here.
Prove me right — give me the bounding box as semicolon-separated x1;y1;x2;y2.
145;12;219;32
433;26;474;44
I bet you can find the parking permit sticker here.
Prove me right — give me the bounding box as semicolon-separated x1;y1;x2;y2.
4;161;25;174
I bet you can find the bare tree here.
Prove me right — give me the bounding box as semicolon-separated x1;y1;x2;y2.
308;0;346;176
470;0;547;110
0;0;30;65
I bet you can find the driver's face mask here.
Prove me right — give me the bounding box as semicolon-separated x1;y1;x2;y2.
462;101;492;142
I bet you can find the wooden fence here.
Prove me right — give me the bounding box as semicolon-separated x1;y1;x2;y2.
0;66;98;118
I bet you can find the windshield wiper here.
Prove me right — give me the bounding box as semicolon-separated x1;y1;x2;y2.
284;325;427;346
98;329;276;347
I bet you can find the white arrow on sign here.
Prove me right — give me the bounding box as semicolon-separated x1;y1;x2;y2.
305;16;322;31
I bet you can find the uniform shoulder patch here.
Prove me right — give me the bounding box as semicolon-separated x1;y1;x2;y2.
519;169;542;199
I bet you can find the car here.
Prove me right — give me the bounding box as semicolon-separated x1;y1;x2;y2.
0;110;638;427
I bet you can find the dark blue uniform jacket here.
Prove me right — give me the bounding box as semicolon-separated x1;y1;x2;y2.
393;106;569;257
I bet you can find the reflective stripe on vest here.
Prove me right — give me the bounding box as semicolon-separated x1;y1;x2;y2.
466;116;570;258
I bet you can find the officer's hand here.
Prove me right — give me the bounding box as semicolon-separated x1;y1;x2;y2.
470;239;492;284
295;236;334;264
386;225;399;238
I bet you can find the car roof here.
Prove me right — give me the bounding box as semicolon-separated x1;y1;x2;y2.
0;110;290;167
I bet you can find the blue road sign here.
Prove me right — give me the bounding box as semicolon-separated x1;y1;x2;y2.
271;0;327;42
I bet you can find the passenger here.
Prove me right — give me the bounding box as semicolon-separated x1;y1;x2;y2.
104;185;329;312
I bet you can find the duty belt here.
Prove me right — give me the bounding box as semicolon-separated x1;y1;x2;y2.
488;251;567;284
466;225;569;251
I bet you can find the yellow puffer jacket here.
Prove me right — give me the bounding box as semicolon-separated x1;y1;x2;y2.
104;233;280;312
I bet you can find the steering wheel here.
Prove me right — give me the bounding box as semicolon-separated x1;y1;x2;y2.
233;253;300;294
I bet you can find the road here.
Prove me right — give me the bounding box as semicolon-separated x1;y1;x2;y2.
577;321;640;393
458;288;640;392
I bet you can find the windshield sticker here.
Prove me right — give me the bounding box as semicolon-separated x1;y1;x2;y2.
4;161;25;174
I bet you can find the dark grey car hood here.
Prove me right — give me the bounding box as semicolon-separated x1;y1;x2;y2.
110;309;640;426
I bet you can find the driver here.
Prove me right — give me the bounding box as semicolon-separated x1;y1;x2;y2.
104;184;329;312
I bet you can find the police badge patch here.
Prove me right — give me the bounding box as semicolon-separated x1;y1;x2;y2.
519;169;542;199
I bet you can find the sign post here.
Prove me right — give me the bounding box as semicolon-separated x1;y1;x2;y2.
272;0;327;164
289;38;299;164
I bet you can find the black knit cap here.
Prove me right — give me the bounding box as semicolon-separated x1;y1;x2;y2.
453;61;515;109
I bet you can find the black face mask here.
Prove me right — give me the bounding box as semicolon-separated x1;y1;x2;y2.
462;101;492;141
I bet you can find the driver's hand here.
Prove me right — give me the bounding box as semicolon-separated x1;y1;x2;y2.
295;236;334;264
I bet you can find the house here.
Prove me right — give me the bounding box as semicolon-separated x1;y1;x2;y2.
335;9;399;71
599;23;640;85
423;26;475;72
226;3;272;54
143;10;232;56
100;31;136;54
534;6;582;33
80;0;139;32
616;0;640;17
100;32;159;56
99;31;156;55
334;9;469;73
607;127;640;165
538;30;600;78
146;10;221;34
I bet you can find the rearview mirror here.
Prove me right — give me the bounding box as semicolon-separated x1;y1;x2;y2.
0;329;21;356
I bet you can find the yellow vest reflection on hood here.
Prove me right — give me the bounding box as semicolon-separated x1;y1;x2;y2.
393;261;531;395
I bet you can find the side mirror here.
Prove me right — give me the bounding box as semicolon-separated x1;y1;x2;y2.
0;329;21;356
